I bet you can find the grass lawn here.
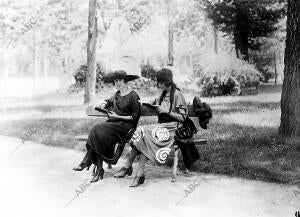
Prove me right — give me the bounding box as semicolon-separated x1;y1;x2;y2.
0;84;299;184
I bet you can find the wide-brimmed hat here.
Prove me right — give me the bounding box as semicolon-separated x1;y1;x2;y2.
101;70;139;84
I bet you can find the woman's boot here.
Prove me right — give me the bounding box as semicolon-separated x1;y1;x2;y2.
91;155;104;182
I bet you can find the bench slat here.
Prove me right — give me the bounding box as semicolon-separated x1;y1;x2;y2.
75;135;88;142
75;134;207;145
176;138;207;145
86;105;197;117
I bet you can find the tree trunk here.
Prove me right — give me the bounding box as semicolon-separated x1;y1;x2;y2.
279;0;300;136
168;22;174;66
213;25;218;54
33;30;38;93
234;13;249;61
43;45;48;89
84;0;98;104
274;51;277;85
167;0;174;66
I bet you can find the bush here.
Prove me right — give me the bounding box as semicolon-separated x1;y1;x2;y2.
140;62;157;81
250;52;275;83
70;62;157;93
73;62;108;88
128;77;157;91
194;53;262;97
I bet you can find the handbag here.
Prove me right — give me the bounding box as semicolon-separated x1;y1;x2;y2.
193;96;213;129
175;107;198;139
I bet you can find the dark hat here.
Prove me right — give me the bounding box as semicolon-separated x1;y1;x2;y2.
157;68;173;86
101;70;139;84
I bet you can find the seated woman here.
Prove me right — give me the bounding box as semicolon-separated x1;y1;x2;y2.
114;67;187;187
73;70;141;183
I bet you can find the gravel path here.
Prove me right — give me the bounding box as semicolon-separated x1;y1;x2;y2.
0;135;298;217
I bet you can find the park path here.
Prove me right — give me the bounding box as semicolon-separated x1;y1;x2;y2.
0;135;299;217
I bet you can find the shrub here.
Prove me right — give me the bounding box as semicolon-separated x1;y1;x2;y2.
73;62;108;88
249;51;275;83
140;62;157;81
128;77;156;91
194;53;262;96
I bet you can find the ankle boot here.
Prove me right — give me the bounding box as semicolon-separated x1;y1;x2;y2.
90;156;104;183
129;175;145;187
114;167;133;178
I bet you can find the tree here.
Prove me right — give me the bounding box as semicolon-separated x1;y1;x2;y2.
279;0;300;136
167;0;174;66
205;0;285;61
84;0;98;104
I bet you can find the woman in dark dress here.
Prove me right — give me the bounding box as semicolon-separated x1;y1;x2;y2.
73;70;141;182
114;68;187;187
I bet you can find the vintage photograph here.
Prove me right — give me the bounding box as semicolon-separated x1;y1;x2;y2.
0;0;299;216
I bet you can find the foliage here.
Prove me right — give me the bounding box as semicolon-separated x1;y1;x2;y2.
122;1;152;34
195;53;261;96
249;51;275;83
72;62;157;92
73;62;107;88
204;0;286;60
128;77;157;91
140;62;157;81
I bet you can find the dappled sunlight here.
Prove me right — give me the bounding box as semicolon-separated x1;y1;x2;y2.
204;91;281;105
222;110;280;128
1;83;299;184
0;104;88;122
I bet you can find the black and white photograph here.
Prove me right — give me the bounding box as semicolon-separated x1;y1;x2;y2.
0;0;299;216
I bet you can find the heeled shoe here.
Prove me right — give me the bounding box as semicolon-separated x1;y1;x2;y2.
129;175;145;187
113;167;133;178
73;149;94;171
90;168;104;183
73;162;91;171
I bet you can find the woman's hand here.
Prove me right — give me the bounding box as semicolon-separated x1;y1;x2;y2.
156;106;169;114
107;111;119;119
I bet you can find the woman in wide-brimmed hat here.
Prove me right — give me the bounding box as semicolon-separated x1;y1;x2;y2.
114;67;187;187
73;70;141;182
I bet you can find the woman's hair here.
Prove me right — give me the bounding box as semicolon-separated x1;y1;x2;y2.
157;68;180;113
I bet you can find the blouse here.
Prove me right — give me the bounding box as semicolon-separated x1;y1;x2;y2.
104;90;141;126
154;89;187;123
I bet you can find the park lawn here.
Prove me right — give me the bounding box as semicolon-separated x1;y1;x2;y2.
0;84;299;184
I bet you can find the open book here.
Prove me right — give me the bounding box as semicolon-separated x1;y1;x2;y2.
142;103;160;110
94;106;112;116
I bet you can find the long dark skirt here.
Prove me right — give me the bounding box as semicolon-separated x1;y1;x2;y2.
86;120;134;165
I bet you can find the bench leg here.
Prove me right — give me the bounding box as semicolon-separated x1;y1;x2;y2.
172;147;179;182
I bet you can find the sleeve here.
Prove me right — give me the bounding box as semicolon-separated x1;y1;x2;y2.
130;92;141;124
104;95;114;109
174;91;187;117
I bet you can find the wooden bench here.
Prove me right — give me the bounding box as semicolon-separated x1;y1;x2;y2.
76;104;207;182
